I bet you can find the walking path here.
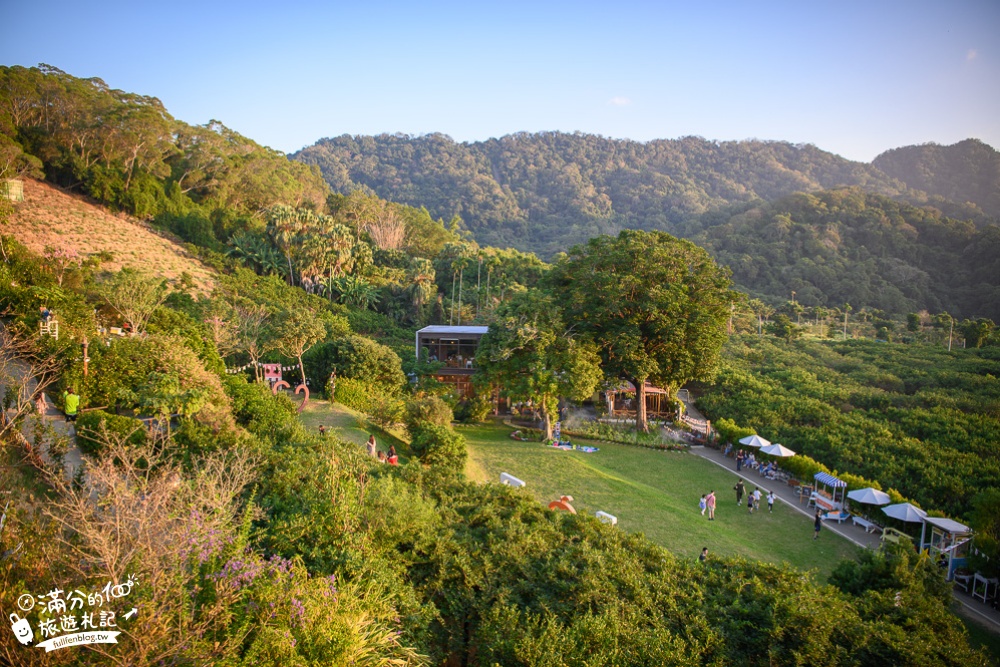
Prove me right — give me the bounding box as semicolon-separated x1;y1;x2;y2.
687;436;1000;633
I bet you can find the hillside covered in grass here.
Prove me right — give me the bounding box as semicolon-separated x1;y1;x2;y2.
1;178;216;292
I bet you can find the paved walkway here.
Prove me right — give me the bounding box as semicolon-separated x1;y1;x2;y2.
687;443;1000;633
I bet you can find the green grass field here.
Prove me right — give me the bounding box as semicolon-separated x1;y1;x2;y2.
293;396;410;459
461;424;860;580
298;401;861;581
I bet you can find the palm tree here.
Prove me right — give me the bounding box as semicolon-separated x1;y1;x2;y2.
266;205;300;285
451;256;470;325
407;258;436;323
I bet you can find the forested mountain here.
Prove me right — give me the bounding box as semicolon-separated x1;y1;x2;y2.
0;64;329;229
294;133;1000;318
292;132;914;254
874;138;1000;218
683;188;1000;320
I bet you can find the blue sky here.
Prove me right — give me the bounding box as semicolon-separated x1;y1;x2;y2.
2;0;997;162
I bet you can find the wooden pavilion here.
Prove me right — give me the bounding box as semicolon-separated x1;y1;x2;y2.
603;381;675;419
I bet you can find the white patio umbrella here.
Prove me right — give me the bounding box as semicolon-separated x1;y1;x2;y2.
846;487;891;506
738;434;771;448
882;502;927;523
759;443;796;457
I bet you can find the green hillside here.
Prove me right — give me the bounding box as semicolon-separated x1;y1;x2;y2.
293;131;913;254
874;138;1000;218
685;187;1000;320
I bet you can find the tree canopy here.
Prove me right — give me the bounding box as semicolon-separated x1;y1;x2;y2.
551;230;734;431
475;289;602;438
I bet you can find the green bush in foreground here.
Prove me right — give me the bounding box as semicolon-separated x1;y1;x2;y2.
75;409;146;455
409;422;467;474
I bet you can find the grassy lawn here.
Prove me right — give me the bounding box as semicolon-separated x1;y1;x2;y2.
293;395;410;458
461;423;860;580
959;613;1000;665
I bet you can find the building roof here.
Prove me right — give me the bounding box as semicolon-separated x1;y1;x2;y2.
814;472;846;488
416;325;489;336
923;516;971;534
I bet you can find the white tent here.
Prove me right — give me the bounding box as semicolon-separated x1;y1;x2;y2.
846;487;891;505
760;443;795;457
882;503;927;523
738;434;771;448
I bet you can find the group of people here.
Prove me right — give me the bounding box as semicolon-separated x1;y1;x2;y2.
699;481;776;519
735;449;756;472
699;491;717;519
316;427;399;465
366;434;398;465
733;479;775;514
734;449;782;480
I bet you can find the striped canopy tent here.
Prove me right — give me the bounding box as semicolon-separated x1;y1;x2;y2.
814;472;847;510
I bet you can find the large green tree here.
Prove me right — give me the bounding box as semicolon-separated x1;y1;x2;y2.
475;289;603;439
551;230;733;431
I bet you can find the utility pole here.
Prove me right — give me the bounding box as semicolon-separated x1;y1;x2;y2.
82;337;90;377
948;317;954;352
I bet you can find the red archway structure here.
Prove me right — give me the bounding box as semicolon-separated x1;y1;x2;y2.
295;383;310;412
271;380;290;395
547;495;577;514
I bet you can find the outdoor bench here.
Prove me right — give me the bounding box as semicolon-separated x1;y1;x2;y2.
851;516;882;534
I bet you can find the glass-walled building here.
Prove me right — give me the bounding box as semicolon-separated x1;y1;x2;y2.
415;325;489;398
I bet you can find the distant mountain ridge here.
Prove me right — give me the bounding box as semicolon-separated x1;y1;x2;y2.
683;187;1000;321
873;138;1000;218
292;132;997;257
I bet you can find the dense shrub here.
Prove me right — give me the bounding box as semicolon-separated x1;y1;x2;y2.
409;422;467;474
699;335;1000;517
81;335;234;433
304;335;406;396
403;394;454;434
454;393;492;423
334;377;372;413
713;417;756;447
75;409;146;456
223;375;297;440
368;394;404;431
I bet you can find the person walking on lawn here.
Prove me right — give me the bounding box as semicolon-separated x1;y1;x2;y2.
706;491;716;520
734;479;745;506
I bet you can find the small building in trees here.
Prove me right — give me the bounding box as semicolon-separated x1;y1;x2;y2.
603;381;675;419
919;517;972;582
415;325;489;398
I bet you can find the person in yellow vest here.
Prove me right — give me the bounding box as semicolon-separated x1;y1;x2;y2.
62;387;81;423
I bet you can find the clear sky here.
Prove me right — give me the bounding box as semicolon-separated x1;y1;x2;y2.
2;0;997;162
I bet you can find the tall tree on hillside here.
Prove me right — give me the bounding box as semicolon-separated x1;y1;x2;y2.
266;205;308;286
406;257;436;323
233;303;273;382
99;269;169;335
274;309;326;386
550;230;733;432
475;290;602;439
